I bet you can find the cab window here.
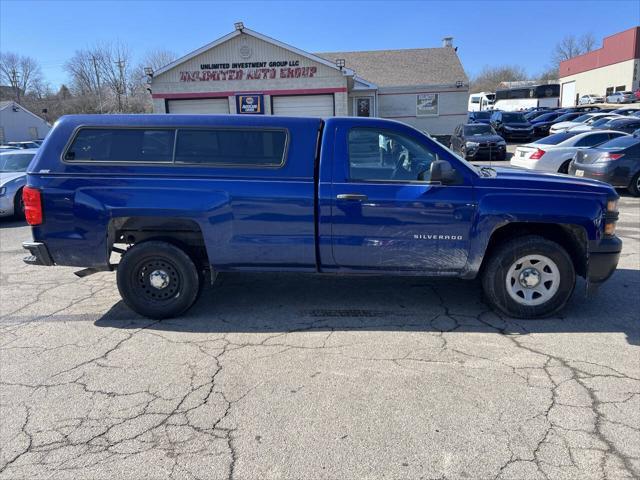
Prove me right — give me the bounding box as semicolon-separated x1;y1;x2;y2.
348;128;437;182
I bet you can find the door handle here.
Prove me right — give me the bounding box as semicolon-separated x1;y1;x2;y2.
336;194;368;201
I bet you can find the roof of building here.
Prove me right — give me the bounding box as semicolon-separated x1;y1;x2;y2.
315;47;468;87
0;101;50;125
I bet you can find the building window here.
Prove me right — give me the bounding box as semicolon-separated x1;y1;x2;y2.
615;85;626;92
416;93;438;116
174;129;287;166
65;128;175;162
29;127;38;139
355;97;372;117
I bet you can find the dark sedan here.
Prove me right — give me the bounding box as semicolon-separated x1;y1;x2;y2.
450;123;507;160
569;135;640;196
599;117;640;134
467;111;493;124
529;112;564;136
490;111;534;141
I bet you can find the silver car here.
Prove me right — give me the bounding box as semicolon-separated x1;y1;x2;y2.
0;149;37;218
578;94;604;105
606;91;636;104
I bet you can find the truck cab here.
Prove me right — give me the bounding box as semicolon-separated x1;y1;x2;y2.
23;115;621;319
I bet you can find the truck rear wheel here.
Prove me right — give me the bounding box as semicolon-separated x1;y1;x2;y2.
117;241;200;319
481;235;575;318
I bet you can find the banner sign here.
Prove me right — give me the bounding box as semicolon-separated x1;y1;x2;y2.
236;94;264;114
416;93;439;116
180;59;318;82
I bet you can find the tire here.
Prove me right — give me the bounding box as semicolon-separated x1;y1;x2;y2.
558;160;571;174
628;171;640;197
116;241;200;319
481;235;576;318
13;188;24;219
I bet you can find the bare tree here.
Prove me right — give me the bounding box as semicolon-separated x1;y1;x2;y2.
0;52;44;103
551;32;598;70
470;65;528;93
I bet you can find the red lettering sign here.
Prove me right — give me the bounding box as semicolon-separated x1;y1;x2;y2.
179;65;316;82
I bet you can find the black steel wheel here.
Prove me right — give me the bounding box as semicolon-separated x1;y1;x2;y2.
117;241;200;319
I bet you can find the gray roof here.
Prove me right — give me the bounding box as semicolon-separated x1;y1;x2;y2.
315;48;468;88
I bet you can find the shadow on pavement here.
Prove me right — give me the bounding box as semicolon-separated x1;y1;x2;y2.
95;269;640;345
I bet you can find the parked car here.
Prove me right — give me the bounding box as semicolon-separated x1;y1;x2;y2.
569;135;640;196
566;115;623;133
489;111;534;141
21;114;621;319
0;149;37;218
599;117;640;134
529;112;564;136
3;141;40;149
511;130;626;173
549;112;619;134
467;111;493;124
606;92;636;104
552;112;584;124
579;94;605;105
610;108;639;116
449;123;506;160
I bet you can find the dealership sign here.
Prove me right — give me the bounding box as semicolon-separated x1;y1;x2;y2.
180;59;318;82
236;94;264;114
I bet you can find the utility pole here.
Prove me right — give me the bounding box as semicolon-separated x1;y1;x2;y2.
10;68;20;104
92;55;103;113
115;58;125;112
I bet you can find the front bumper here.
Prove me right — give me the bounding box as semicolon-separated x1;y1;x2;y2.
22;242;54;266
466;145;506;160
587;236;622;286
502;129;533;140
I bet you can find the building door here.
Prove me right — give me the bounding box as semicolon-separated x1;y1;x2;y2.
167;98;230;114
561;81;576;107
29;127;38;139
272;94;334;117
354;97;374;117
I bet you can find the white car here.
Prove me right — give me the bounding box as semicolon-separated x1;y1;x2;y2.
566;114;623;133
510;130;628;173
0;149;38;217
549;112;621;134
606;91;636;103
578;94;604;105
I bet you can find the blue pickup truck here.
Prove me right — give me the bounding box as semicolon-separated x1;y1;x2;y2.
22;115;621;319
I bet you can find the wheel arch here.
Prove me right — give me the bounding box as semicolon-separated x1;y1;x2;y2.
108;216;210;269
480;222;588;278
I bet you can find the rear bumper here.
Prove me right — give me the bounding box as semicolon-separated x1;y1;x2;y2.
22;241;54;266
568;163;630;188
587;236;622;285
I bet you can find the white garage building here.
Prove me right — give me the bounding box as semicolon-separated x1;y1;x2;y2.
0;101;51;143
149;24;469;135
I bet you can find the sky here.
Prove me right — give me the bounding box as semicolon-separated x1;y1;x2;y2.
1;0;639;89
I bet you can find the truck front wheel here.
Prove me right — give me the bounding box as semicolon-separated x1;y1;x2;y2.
481;235;575;318
117;241;200;319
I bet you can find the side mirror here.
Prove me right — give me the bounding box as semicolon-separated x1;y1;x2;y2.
430;160;459;184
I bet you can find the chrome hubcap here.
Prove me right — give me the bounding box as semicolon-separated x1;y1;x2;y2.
149;269;170;290
506;255;560;306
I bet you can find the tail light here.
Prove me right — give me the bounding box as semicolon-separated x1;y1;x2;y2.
22;187;43;226
529;148;546;160
598;152;624;162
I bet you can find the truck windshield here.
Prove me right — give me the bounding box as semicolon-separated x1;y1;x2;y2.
0;153;35;172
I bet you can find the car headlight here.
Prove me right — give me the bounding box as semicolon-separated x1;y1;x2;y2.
465;141;480;148
0;187;6;197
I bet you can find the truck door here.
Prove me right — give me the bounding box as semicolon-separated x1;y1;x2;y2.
328;123;476;273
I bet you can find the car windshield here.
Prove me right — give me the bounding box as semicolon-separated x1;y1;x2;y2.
573;114;594;123
535;132;578;145
0;153;35;172
464;124;494;136
555;113;579;122
596;136;640;150
592;118;616;127
533;113;557;122
502;113;526;122
472;111;491;119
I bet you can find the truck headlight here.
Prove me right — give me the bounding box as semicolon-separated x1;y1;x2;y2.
607;199;618;212
604;198;619;236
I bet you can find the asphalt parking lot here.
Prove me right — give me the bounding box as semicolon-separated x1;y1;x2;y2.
1;194;639;479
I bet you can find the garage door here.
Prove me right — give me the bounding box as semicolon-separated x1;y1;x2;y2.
561;81;576;107
272;95;334;117
167;98;229;114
